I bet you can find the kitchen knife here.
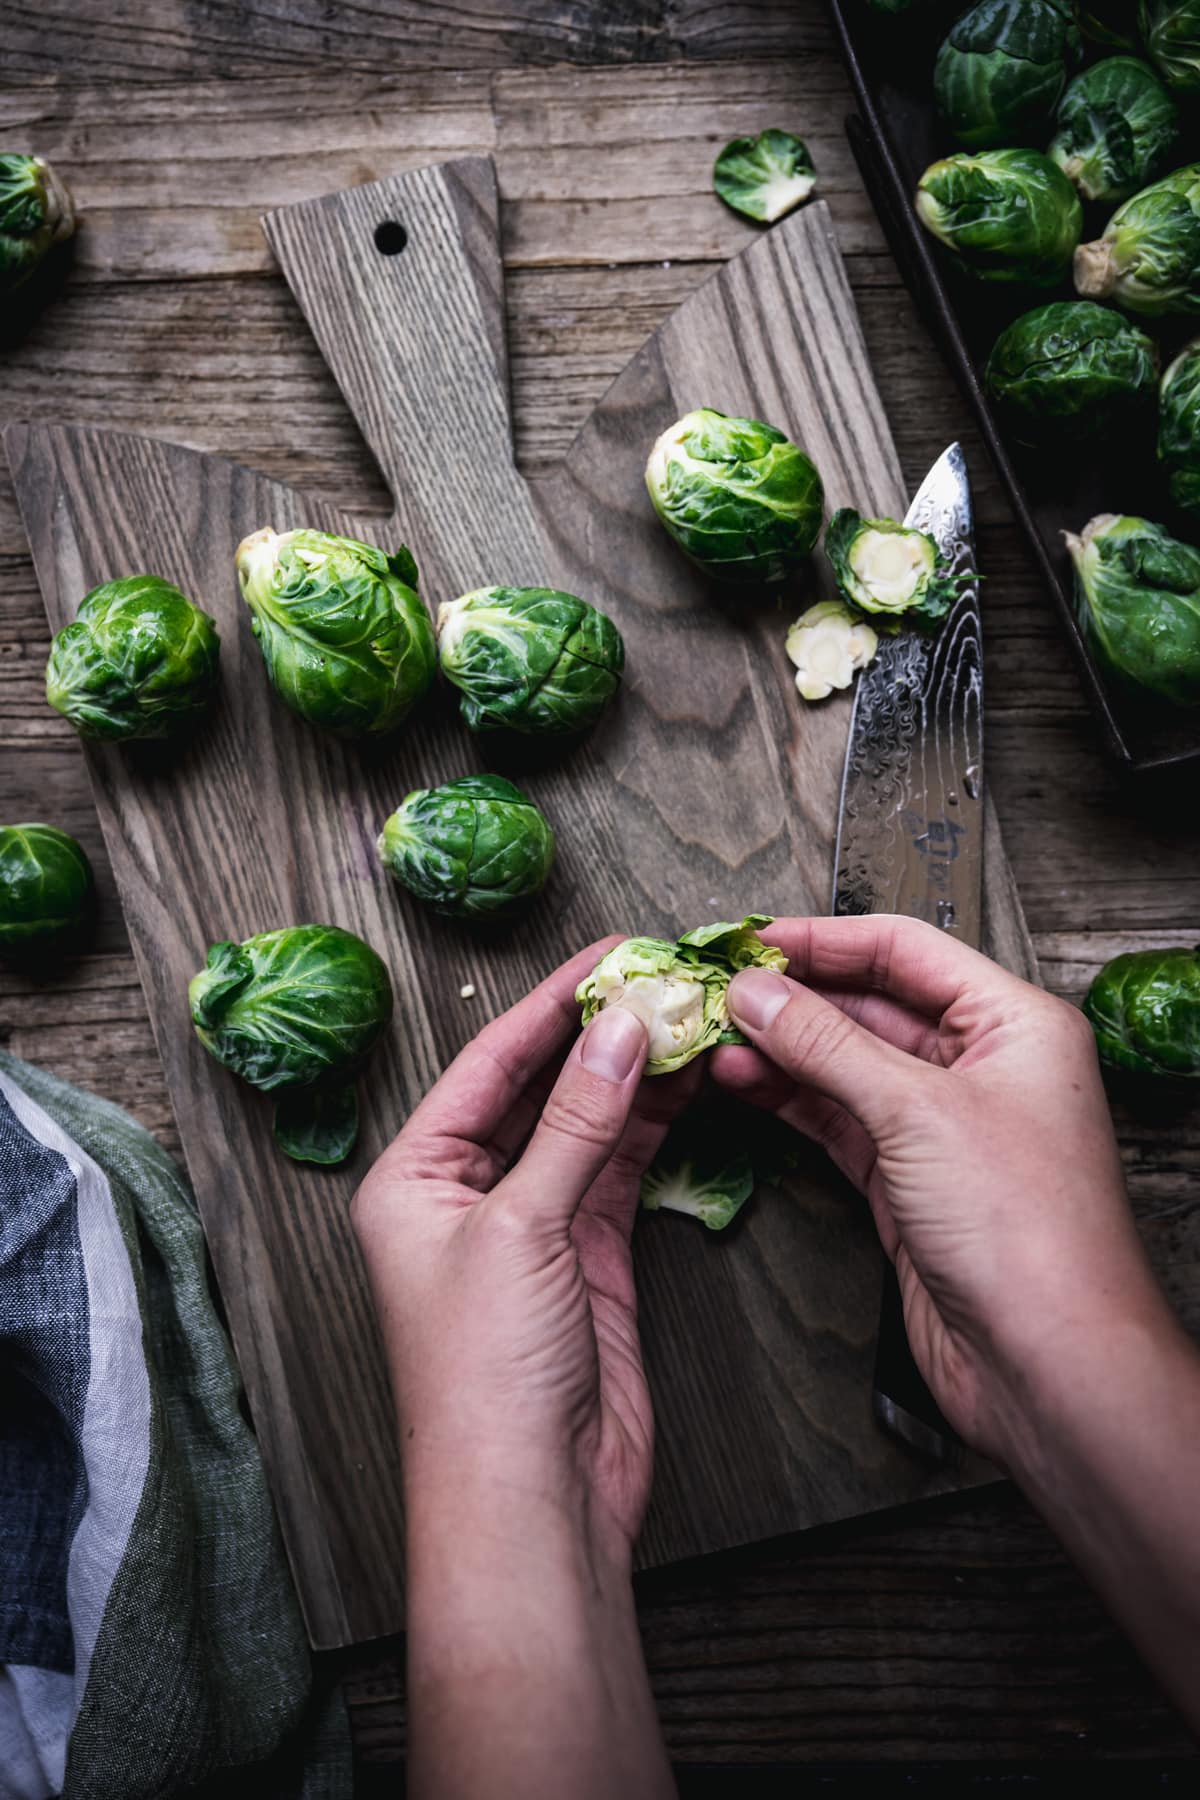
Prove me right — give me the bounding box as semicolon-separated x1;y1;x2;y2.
832;441;983;1463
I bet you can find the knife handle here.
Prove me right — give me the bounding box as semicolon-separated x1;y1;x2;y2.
872;1257;961;1465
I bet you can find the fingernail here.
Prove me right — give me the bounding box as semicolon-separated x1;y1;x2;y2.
581;1005;646;1082
727;968;790;1031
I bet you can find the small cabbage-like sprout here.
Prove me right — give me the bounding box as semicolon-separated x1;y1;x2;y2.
45;575;220;742
0;153;75;296
436;587;623;735
985;301;1158;448
916;149;1082;286
824;508;971;633
1158;339;1200;515
785;600;878;702
645;408;825;583
1075;2;1141;48
1084;946;1200;1077
0;824;92;957
1064;512;1200;705
933;1;1082;150
377;774;556;919
189;924;393;1164
1075;164;1200;315
1049;58;1179;205
236;527;436;736
712;130;816;224
1140;1;1200;91
576;917;787;1077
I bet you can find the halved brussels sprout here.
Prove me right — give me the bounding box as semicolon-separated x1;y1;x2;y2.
713;130;816;224
1049;58;1179;205
1140;1;1200;91
576;917;787;1076
378;774;555;919
785;600;878;702
1084;946;1200;1077
189;924;393;1165
933;0;1082;150
436;587;623;735
0;823;92;957
236;527;435;736
45;575;220;742
645;408;825;583
1075;164;1200;314
1158;340;1200;515
824;508;970;632
916;149;1082;286
984;301;1158;447
1065;512;1200;705
1075;2;1141;48
0;152;75;296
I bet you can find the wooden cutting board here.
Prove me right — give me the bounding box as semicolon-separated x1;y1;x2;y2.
7;157;1037;1650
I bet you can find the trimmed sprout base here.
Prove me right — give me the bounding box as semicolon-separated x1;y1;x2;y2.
785;601;878;702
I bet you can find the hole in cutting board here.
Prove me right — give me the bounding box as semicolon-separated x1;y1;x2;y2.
374;220;408;256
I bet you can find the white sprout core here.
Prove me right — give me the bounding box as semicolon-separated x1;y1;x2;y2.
757;168;816;224
594;968;706;1064
849;527;934;611
785;601;877;702
646;420;710;490
235;525;283;592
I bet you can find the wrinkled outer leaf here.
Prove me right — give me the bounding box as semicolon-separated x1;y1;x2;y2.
1049;56;1179;204
0;824;93;953
934;0;1082;150
378;773;556;917
1140;0;1200;91
437;587;623;734
1084;946;1200;1076
1159;339;1200;515
0;152;74;295
984;301;1158;446
273;1083;360;1164
916;148;1082;286
1067;513;1200;704
45;575;221;742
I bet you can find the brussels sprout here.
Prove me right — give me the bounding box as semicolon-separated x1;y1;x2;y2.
0;153;75;296
1065;512;1200;704
712;130;816;225
1158;340;1200;514
377;774;555;919
1140;1;1200;91
1075;164;1200;314
823;508;971;632
45;575;220;742
784;600;878;702
189;924;393;1164
933;1;1082;150
236;527;435;737
0;824;92;957
576;917;787;1077
645;408;825;583
1075;1;1141;47
436;587;623;735
915;149;1082;286
1083;946;1200;1077
984;301;1158;447
1049;58;1179;206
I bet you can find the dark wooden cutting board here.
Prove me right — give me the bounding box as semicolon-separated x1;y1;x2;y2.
7;157;1036;1649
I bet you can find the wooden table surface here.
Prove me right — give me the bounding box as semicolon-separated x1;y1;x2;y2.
2;0;1197;1774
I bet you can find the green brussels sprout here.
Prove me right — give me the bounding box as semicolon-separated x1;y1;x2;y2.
1075;1;1141;47
784;600;878;702
1140;1;1200;91
712;130;816;224
0;824;92;957
436;587;623;735
823;508;972;633
236;527;435;737
915;149;1082;286
377;774;555;919
1083;946;1200;1077
576;916;787;1077
1049;58;1179;205
645;408;825;583
1075;164;1200;315
933;0;1082;150
1158;339;1200;514
1065;512;1200;705
189;923;393;1165
45;575;220;742
0;153;75;296
984;301;1158;447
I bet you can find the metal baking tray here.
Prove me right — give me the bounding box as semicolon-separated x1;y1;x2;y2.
830;0;1200;772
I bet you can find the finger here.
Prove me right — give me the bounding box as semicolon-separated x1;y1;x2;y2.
758;915;1016;1021
709;1043;878;1193
578;1058;705;1239
811;986;943;1062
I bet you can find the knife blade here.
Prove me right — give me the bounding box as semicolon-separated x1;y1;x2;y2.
832;442;983;1464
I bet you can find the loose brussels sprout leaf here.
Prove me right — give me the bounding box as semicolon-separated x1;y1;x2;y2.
1049;58;1179;205
0;823;93;957
1158;339;1200;515
1075;1;1141;48
643;1137;754;1231
824;508;970;633
0;152;75;296
273;1083;360;1166
236;527;435;736
1065;512;1200;705
1140;1;1200;91
712;130;816;224
985;301;1158;448
645;408;825;584
378;774;556;918
933;0;1082;151
436;587;623;735
576;916;787;1076
785;600;878;702
1075;163;1200;315
1083;946;1200;1077
45;575;220;743
915;149;1082;286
